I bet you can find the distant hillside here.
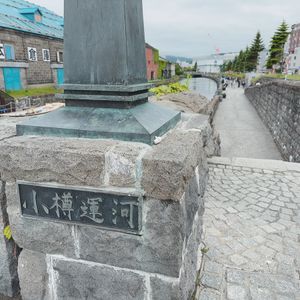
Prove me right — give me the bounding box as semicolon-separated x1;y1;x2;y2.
165;55;193;64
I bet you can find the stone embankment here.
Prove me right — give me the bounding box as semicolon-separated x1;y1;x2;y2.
150;90;221;157
0;91;220;299
245;79;300;162
150;92;220;120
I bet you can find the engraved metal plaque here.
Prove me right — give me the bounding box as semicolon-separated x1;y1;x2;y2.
18;181;142;234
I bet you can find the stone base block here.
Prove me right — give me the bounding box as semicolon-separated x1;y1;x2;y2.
0;237;17;297
0;113;215;299
0;181;20;298
16;102;181;145
18;204;203;300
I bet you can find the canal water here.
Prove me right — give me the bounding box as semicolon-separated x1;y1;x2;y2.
181;77;218;100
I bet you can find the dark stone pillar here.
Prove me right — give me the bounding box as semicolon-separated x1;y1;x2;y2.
17;0;180;145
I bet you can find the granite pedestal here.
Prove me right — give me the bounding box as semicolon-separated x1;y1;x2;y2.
0;113;215;300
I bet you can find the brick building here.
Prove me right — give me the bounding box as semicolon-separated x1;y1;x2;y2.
0;0;63;91
145;43;159;81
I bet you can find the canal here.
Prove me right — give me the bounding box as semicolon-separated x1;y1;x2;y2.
182;77;218;100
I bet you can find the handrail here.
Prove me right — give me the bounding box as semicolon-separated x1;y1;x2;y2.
0;101;15;113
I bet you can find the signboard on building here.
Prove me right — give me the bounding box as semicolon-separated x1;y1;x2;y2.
18;181;142;234
0;44;5;59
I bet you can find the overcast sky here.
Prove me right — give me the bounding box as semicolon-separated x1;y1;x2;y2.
30;0;300;58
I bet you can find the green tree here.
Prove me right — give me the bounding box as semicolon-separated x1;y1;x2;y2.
221;61;227;72
242;47;251;72
266;21;289;70
227;60;233;71
247;32;265;71
231;55;239;72
233;50;243;72
193;62;198;72
175;63;183;76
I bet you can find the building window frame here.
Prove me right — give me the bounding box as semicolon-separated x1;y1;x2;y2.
42;49;50;62
0;44;5;60
28;47;38;61
57;51;63;63
4;44;15;61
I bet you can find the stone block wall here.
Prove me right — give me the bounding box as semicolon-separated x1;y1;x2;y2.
0;113;219;299
245;80;300;162
0;28;63;86
0;180;20;297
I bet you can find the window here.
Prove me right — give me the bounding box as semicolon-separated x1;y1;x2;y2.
20;8;43;23
57;51;63;63
28;47;37;61
35;12;42;23
0;44;5;59
42;49;50;62
4;44;15;60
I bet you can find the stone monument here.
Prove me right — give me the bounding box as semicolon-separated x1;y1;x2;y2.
16;0;180;145
0;0;213;299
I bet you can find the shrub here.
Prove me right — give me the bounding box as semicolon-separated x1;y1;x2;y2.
150;82;189;97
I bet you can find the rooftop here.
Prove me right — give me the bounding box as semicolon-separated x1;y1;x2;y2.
0;0;63;39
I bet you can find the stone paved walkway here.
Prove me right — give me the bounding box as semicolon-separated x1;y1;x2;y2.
213;88;282;160
196;157;300;300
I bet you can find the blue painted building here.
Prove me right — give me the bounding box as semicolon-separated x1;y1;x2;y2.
0;0;64;91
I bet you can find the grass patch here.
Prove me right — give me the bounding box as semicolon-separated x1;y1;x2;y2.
222;72;246;79
150;82;189;97
251;73;300;84
7;86;63;99
263;73;300;81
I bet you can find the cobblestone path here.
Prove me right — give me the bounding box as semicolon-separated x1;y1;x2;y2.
196;157;300;300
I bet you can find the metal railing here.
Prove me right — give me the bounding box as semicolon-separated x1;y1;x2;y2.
14;98;43;111
0;101;15;114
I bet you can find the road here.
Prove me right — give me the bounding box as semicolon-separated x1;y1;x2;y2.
213;87;282;160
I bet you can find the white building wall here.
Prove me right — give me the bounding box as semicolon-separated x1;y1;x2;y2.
286;47;300;73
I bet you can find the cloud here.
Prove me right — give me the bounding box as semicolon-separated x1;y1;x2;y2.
30;0;300;57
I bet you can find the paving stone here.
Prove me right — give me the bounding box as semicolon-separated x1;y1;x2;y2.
258;202;270;208
201;273;223;290
276;295;296;300
204;261;223;274
281;208;294;215
269;205;281;211
273;200;285;207
261;225;277;233
227;285;247;300
198;288;221;300
242;250;261;261
270;223;286;231
249;286;273;300
226;269;246;284
196;163;300;300
230;255;248;266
